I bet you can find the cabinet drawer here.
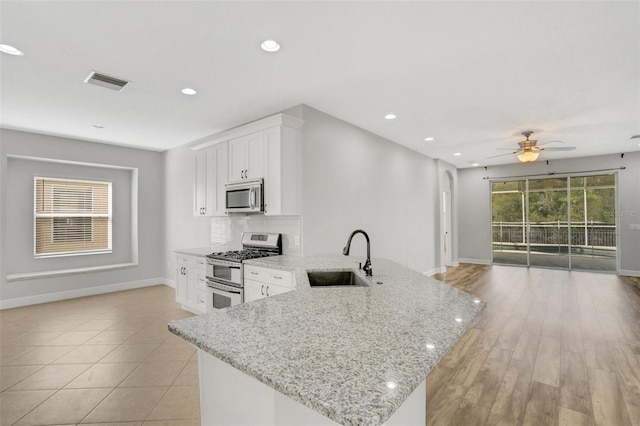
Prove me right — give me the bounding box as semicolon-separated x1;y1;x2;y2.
176;254;207;267
195;258;206;270
196;272;207;291
195;289;207;309
176;255;191;264
244;265;269;282
268;270;292;287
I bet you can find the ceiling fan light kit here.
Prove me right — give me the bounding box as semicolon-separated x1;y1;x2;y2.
517;150;540;162
489;130;576;163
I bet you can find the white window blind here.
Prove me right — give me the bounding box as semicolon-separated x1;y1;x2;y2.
34;177;112;257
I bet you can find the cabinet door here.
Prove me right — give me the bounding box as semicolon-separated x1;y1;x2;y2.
263;127;281;215
176;264;188;303
244;279;266;303
186;266;198;307
263;126;300;216
245;131;264;179
264;283;291;298
228;136;247;182
203;146;216;216
213;142;229;216
194;150;206;216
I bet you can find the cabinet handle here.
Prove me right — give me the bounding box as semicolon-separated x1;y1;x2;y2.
266;286;270;297
241;170;245;179
261;285;264;296
250;271;258;275
245;169;248;178
202;208;206;215
274;275;283;280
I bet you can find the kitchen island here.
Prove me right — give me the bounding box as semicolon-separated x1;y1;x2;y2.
169;255;486;425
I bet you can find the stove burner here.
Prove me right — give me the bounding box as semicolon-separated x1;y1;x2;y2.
207;249;278;262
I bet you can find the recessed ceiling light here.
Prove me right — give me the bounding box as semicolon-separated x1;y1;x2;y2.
93;124;104;129
0;43;24;56
471;163;480;167
424;137;435;141
384;114;397;120
181;88;197;95
261;40;280;52
453;153;461;156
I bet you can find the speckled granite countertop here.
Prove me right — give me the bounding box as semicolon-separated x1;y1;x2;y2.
174;244;235;257
169;255;486;425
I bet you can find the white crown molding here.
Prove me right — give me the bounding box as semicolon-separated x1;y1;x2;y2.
191;113;305;151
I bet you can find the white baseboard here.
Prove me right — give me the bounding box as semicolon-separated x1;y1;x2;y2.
619;270;640;277
0;277;173;310
458;258;492;265
423;267;446;276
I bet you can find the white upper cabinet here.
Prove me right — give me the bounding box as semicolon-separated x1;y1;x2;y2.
192;113;304;216
194;142;228;217
263;126;301;216
228;132;264;183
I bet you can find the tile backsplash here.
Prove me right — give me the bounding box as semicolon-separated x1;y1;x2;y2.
211;215;302;255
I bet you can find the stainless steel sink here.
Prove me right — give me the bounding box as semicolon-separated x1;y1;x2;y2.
307;270;369;287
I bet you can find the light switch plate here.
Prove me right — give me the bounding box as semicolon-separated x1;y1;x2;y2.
294;235;300;246
631;224;640;231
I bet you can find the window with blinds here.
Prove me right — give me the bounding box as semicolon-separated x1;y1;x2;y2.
34;177;112;257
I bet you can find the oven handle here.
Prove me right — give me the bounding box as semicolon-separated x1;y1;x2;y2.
207;279;242;294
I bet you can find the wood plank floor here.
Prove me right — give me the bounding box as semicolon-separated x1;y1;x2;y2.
430;264;640;426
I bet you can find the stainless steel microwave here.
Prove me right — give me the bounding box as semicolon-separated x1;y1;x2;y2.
225;178;264;213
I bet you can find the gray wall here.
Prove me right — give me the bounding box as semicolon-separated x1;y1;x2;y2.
0;129;166;303
458;152;640;274
299;106;440;274
6;157;134;272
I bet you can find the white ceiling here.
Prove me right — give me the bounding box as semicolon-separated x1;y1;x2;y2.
1;1;638;168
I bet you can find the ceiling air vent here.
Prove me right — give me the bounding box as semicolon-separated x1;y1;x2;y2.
83;70;130;91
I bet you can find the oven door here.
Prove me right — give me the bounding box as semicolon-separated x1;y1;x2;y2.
225;179;263;213
206;280;243;311
206;260;242;286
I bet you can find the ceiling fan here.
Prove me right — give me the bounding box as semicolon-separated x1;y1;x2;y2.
488;131;576;163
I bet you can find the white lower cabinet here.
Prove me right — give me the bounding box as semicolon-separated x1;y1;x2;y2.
176;254;207;314
244;265;294;303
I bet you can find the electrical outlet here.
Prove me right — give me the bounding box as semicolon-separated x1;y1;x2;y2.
294;235;300;246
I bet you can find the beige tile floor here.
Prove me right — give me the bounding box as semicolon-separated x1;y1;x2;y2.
0;285;200;426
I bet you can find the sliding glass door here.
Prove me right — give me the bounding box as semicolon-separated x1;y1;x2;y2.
492;180;528;266
528;178;570;269
491;174;616;272
569;175;616;271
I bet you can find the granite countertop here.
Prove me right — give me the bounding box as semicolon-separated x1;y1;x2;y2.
174;244;235;257
169;255;486;425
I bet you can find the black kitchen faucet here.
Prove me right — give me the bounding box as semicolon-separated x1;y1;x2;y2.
342;229;373;276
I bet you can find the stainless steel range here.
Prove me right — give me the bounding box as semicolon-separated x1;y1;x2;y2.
205;232;282;311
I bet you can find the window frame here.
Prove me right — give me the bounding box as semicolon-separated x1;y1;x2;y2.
33;176;113;258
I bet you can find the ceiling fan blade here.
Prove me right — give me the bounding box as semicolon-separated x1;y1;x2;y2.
495;148;517;150
538;140;566;146
486;152;516;159
542;147;576;151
